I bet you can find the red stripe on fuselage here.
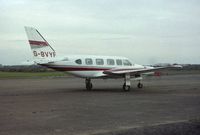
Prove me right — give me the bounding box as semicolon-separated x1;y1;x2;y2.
40;64;142;72
29;40;48;46
53;67;110;71
41;65;110;71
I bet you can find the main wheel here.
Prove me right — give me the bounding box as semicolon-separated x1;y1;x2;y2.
123;85;130;91
123;83;126;90
137;83;143;88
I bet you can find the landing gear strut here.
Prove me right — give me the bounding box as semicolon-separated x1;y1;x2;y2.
123;73;131;91
85;78;92;90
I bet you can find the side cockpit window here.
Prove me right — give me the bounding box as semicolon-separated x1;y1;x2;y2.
123;59;132;66
75;59;82;64
85;58;93;65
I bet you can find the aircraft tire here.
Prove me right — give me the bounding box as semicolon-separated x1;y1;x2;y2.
123;85;130;91
137;83;143;88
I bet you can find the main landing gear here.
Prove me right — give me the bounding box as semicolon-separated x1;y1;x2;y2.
123;74;131;91
85;78;93;90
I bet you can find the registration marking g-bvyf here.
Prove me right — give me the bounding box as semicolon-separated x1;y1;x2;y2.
33;51;56;57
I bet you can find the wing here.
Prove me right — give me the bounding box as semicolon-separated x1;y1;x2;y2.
103;65;182;76
103;67;161;76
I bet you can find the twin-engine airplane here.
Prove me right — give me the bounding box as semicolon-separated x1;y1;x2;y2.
24;26;182;91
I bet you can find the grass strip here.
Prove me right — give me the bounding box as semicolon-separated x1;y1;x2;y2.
0;71;67;79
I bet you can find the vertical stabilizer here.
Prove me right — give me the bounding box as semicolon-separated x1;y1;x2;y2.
24;26;56;61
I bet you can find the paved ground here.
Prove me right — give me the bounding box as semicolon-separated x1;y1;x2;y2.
0;74;200;135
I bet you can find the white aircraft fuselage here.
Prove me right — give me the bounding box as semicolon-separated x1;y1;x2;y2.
39;55;147;78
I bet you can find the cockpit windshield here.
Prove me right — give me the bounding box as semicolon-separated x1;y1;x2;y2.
123;59;132;66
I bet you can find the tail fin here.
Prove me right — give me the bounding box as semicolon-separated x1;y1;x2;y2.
24;26;56;60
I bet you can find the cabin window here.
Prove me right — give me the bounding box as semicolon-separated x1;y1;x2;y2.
116;59;122;65
85;58;93;65
107;59;115;65
96;59;104;65
75;59;82;64
123;59;132;66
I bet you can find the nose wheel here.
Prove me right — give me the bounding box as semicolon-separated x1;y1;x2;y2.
85;78;93;90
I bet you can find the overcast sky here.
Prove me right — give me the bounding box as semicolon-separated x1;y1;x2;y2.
0;0;200;65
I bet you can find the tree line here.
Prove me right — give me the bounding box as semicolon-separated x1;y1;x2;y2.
0;65;52;72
